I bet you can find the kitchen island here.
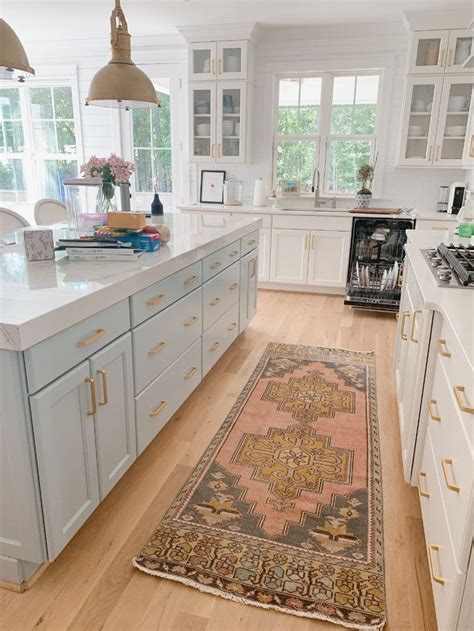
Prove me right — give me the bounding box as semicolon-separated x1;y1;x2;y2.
0;213;261;589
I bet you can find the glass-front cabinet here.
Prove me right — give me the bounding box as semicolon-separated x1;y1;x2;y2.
408;29;473;74
434;77;473;166
189;43;217;81
189;41;248;81
190;83;216;162
217;83;246;162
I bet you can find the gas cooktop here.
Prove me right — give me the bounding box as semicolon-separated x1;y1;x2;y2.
423;244;474;288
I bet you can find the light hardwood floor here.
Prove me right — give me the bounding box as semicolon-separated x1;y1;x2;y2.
0;291;436;631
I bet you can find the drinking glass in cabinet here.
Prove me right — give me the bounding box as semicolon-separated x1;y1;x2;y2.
193;48;212;75
416;37;442;67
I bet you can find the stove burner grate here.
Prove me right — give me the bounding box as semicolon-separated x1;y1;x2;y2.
437;244;474;286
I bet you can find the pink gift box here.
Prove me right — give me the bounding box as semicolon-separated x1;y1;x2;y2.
24;229;55;262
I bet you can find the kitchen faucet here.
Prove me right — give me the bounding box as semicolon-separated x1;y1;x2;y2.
311;169;336;208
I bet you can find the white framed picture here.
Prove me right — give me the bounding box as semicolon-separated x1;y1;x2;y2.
200;170;226;204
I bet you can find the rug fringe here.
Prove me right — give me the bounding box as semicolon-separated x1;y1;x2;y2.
132;558;385;631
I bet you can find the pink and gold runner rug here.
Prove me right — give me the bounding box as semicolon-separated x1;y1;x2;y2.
134;343;385;629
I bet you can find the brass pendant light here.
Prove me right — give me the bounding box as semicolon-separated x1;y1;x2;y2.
86;0;159;109
0;18;35;81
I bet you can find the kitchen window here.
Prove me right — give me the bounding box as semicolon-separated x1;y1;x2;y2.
0;83;80;204
274;72;381;195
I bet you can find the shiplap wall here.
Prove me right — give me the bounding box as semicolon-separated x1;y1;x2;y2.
24;26;465;214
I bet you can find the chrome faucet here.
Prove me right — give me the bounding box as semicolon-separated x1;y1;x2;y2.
311;169;325;207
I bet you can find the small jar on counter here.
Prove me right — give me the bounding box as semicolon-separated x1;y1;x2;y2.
224;177;243;206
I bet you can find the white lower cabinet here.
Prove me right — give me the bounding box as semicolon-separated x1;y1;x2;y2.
239;249;258;332
30;362;101;560
270;229;309;284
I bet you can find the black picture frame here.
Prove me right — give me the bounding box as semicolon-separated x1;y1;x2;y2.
200;169;226;204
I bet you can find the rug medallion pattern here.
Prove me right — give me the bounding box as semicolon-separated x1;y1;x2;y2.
134;343;385;629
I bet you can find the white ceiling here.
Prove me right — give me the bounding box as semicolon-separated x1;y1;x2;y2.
2;0;472;42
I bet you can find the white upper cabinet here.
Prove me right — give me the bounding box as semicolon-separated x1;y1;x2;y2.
462;89;474;167
190;82;217;162
189;41;249;81
217;82;247;162
408;29;473;75
433;75;473;166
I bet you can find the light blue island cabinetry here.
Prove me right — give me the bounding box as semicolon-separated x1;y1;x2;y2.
0;213;260;589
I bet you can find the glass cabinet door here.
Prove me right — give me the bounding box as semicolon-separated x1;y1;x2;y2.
434;78;473;166
217;41;248;80
190;84;216;162
447;29;473;73
408;31;450;74
400;78;442;164
217;83;246;162
189;43;217;81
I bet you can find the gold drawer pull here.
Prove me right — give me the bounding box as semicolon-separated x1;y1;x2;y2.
146;294;165;307
184;274;199;286
210;341;221;352
410;309;422;343
85;378;97;416
250;258;257;279
453;386;474;414
77;328;105;348
97;369;108;406
400;310;410;341
427;399;441;422
418;472;430;498
438;339;451;358
210;297;221;306
428;545;445;585
229;282;239;291
184;315;199;327
441;459;460;493
210;261;221;270
184;366;198;380
229;250;239;257
248;239;257;246
149;400;167;417
148;341;167;356
438;48;446;67
227;322;237;331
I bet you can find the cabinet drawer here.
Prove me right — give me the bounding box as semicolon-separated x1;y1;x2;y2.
436;318;474;447
240;230;260;256
24;299;130;394
203;240;240;282
133;288;202;393
273;214;352;232
130;261;202;327
202;302;240;377
135;339;202;454
418;431;465;631
202;261;240;331
426;356;473;567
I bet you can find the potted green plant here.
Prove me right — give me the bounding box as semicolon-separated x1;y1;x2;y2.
355;163;375;208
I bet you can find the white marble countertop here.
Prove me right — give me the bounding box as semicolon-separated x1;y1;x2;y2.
0;213;261;351
179;204;459;221
405;229;473;368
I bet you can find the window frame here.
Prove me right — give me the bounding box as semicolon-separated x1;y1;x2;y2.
272;69;383;198
0;67;83;203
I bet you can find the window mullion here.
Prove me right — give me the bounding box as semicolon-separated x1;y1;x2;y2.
19;86;36;202
318;73;333;195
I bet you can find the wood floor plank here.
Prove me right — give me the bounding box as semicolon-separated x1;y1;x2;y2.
0;291;436;631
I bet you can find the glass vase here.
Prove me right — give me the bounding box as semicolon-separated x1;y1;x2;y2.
95;181;117;224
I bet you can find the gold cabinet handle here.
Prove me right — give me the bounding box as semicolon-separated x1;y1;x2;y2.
184;366;198;380
400;310;410;341
427;399;441;422
441;458;460;493
438;339;451;358
218;144;222;158
447;49;454;66
184;315;199;327
149;400;167;417
184;274;199;286
248;239;257;246
250;258;257;279
427;145;433;161
77;328;105;348
410;309;421;343
85;377;97;416
210;261;221;270
210;297;221;306
218;58;222;74
229;282;239;291
210;341;221;352
418;472;430;498
434;145;440;161
211;58;216;75
227;322;237;331
96;369;108;406
428;545;445;585
148;341;167;356
304;234;309;250
438;49;446;66
229;250;239;257
146;294;165;307
311;235;315;250
453;386;474;414
211;143;215;158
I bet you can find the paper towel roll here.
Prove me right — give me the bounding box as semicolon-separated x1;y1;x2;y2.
253;177;265;207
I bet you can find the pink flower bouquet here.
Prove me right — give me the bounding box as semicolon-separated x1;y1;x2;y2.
80;154;135;213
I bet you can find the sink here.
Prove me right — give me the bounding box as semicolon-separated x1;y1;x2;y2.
272;195;341;212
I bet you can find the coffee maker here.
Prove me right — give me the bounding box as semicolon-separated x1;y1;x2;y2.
447;182;466;214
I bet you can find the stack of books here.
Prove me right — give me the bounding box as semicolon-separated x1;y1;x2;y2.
58;238;144;262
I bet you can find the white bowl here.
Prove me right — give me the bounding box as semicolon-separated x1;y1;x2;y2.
448;95;467;111
196;123;211;136
445;125;466;136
